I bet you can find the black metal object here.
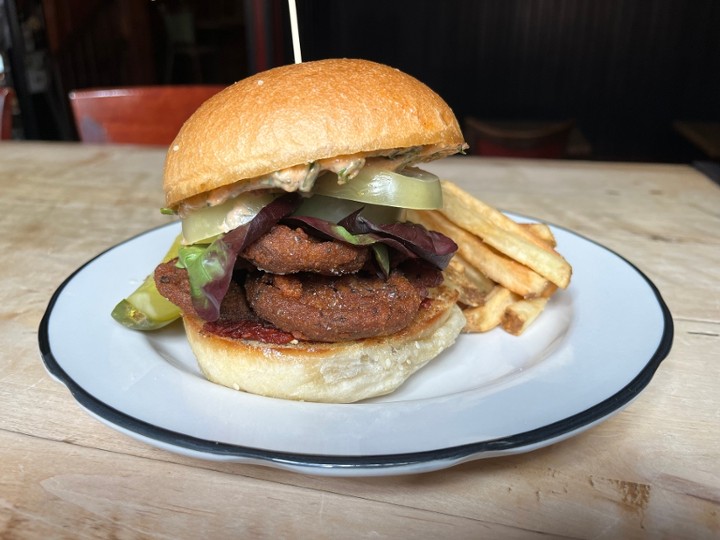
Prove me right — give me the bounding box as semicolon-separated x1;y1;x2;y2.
2;0;38;138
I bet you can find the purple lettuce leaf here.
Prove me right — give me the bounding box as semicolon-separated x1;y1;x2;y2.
282;209;457;271
339;210;458;270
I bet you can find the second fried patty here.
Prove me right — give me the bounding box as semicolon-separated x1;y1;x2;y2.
242;224;370;275
244;271;424;342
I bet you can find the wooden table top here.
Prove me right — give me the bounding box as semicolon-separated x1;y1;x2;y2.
1;141;718;539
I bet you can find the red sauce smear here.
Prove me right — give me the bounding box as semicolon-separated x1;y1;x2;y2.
204;319;295;345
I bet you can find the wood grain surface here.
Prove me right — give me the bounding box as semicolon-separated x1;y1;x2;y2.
1;142;718;539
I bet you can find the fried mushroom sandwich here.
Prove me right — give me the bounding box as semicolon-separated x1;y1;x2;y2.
154;58;468;403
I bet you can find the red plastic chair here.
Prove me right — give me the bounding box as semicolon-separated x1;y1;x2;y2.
68;85;225;145
1;87;15;140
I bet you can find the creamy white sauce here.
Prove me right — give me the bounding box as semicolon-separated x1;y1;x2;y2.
175;144;461;217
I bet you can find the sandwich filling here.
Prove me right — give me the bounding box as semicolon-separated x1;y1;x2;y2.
154;153;459;345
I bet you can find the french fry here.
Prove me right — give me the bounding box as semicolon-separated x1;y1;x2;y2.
412;181;571;336
462;286;518;333
409;209;553;298
441;180;557;253
439;181;572;289
502;298;549;336
444;254;494;307
539;283;558;299
520;222;556;247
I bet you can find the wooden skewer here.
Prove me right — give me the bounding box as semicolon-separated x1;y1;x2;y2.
288;0;302;64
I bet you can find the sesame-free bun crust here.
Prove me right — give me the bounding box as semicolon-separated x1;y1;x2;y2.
164;58;465;207
183;286;465;403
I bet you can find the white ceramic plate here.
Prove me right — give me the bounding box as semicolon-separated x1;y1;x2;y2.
39;218;672;476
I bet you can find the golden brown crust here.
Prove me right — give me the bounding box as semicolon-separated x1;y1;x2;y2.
163;58;465;207
183;286;465;403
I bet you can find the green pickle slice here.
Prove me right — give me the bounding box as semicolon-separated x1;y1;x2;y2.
312;166;443;209
111;233;183;330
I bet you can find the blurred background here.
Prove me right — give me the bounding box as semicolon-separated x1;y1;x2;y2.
1;0;719;163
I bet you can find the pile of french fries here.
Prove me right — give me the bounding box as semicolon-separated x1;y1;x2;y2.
408;180;572;336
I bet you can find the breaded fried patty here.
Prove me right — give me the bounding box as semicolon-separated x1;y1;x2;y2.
243;224;370;275
244;271;424;342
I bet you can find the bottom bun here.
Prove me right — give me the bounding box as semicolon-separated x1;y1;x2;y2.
183;286;466;403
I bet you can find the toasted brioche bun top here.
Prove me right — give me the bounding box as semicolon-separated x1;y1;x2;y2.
163;58;465;208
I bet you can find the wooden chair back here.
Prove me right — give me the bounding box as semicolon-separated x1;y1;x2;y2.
1;87;15;140
465;118;576;159
68;85;225;145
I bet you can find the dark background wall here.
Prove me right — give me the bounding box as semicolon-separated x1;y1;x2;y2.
296;0;720;163
2;0;719;163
